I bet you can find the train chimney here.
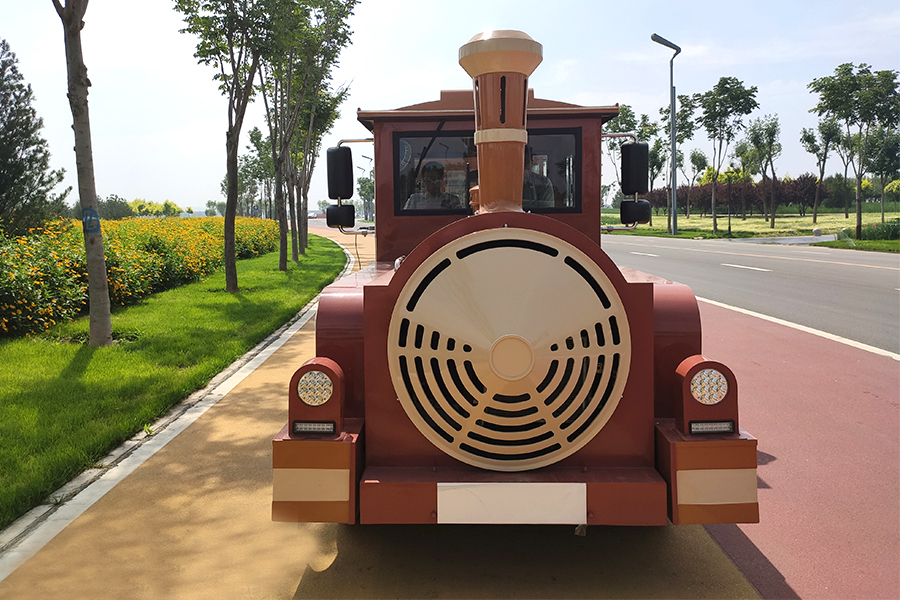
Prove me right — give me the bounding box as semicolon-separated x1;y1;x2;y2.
459;30;542;213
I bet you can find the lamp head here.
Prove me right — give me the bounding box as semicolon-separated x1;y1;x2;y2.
651;33;681;56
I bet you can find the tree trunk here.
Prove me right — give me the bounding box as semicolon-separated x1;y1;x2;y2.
855;176;863;240
769;161;777;230
711;178;718;233
287;156;299;262
812;164;825;224
54;0;112;346
224;131;240;291
740;180;747;220
274;163;288;271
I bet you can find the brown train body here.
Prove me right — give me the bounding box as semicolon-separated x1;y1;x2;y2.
273;31;758;526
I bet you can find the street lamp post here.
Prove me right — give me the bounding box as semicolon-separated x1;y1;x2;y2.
651;33;681;235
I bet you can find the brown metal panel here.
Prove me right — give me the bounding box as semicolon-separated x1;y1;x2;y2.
652;283;703;419
360;481;438;524
271;501;352;524
674;503;760;525
675;437;758;471
586;478;668;526
316;285;366;418
272;436;356;470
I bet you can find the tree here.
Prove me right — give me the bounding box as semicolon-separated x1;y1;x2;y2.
747;115;782;228
603;104;637;191
681;148;708;219
52;0;112;346
357;172;373;220
800;117;841;223
809;63;900;239
732;139;759;219
257;0;356;268
782;173;820;217
97;194;134;219
661;94;697;224
864;125;900;222
206;199;227;216
695;77;759;233
246;126;274;218
0;40;69;235
175;0;272;292
219;155;260;216
294;83;350;255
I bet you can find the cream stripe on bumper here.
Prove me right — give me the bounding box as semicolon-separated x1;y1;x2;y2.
272;468;350;502
437;482;586;524
676;469;758;505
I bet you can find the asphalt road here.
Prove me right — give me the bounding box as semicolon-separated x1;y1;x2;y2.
599;234;900;354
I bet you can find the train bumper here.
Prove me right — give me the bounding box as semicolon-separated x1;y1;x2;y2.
358;466;667;525
271;419;364;524
655;419;759;525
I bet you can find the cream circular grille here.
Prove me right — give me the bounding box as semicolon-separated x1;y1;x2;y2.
387;228;632;472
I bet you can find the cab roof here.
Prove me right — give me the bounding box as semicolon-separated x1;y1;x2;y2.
356;89;619;131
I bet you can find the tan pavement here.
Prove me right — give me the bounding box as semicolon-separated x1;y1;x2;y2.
0;222;758;600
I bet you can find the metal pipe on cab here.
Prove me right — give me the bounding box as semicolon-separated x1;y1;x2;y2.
459;30;543;213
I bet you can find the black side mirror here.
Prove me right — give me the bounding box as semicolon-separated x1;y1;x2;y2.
621;142;649;196
327;146;354;200
620;199;651;225
326;204;355;229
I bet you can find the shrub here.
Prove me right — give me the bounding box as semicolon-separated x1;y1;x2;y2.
860;219;900;241
0;216;279;337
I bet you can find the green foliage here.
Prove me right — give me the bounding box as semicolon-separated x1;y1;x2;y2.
0;39;69;236
0;217;278;337
859;219;900;240
885;179;900;199
98;194;135;220
357;174;374;220
128;198;185;217
219;154;260;216
695;77;759;173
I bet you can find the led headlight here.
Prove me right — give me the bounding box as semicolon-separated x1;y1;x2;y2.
296;370;333;407
690;368;728;405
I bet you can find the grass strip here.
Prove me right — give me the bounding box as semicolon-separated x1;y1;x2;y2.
604;212;900;251
0;235;345;530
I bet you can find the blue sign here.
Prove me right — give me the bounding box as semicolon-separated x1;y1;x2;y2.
82;207;101;234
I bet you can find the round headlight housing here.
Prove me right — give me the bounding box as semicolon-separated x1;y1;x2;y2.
296;370;333;406
690;368;728;405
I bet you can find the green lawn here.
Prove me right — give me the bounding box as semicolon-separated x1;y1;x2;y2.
0;235;346;530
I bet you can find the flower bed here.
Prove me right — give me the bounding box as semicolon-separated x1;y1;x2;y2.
0;217;278;337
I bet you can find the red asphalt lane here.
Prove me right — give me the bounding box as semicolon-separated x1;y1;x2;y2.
698;301;900;600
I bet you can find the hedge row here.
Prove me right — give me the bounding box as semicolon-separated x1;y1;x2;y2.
0;217;279;337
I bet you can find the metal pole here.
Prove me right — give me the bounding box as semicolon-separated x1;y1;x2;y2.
651;34;681;235
669;59;677;235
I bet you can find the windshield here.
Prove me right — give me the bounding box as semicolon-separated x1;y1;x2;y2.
393;128;581;215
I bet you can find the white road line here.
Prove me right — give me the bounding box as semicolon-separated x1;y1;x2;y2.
698;297;900;361
721;263;772;272
630;252;659;257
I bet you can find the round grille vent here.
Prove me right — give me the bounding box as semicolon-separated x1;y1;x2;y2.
387;227;631;472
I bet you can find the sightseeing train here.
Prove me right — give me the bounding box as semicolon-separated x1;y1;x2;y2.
272;30;759;526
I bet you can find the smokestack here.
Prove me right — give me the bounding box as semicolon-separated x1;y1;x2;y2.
459;30;542;213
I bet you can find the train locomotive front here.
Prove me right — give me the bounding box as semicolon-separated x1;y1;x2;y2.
272;30;759;527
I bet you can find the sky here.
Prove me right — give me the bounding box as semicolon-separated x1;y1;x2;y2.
3;0;899;214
